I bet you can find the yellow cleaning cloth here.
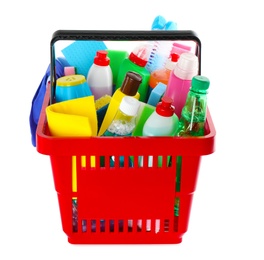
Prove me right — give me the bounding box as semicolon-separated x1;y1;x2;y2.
46;96;97;193
46;96;97;137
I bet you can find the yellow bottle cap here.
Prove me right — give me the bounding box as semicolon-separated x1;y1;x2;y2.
57;75;86;87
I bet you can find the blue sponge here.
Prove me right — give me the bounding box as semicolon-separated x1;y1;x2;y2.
61;40;107;77
147;82;166;106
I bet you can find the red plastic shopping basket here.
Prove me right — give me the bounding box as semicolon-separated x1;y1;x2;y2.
36;30;216;244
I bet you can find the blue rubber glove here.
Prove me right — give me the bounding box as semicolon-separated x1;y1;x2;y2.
29;57;69;147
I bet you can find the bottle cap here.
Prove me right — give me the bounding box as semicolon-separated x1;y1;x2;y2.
56;74;86;87
165;53;179;70
156;96;175;117
129;44;150;67
94;50;110;66
120;71;142;96
191;75;210;92
119;96;140;116
173;52;198;80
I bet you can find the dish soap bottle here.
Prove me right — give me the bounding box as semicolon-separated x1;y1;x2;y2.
141;96;179;167
103;96;140;137
115;43;151;102
87;50;113;100
98;71;142;136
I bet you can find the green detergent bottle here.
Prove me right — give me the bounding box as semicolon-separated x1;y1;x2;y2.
115;43;151;102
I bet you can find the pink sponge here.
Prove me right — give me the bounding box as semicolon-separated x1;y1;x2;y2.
64;66;76;76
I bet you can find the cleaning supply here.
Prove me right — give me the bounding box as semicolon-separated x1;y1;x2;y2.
141;96;179;167
64;66;76;76
177;75;210;137
87;50;113;100
147;82;166;107
151;15;177;30
95;94;112;130
55;74;92;102
46;95;97;137
106;49;129;86
165;52;199;118
102;96;140;137
171;42;192;56
132;102;155;137
103;96;140;169
146;15;177;75
115;43;150;102
149;53;179;90
29;57;69;147
145;40;173;74
98;71;141;136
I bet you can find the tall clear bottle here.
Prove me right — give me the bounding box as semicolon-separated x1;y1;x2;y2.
177;75;210;137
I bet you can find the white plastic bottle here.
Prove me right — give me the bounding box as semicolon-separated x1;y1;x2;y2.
141;96;179;167
137;96;178;232
87;50;113;100
143;96;179;138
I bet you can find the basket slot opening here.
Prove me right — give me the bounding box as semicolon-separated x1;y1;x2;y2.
138;155;172;168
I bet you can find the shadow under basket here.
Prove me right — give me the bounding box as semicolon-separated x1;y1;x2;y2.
36;84;216;244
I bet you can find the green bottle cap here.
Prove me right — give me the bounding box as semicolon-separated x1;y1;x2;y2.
191;75;210;92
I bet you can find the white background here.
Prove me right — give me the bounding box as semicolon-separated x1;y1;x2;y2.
1;1;264;259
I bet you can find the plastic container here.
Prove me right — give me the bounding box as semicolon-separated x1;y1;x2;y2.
140;96;179;167
149;53;179;90
55;74;92;102
165;52;199;118
103;96;140;137
177;75;210;137
37;30;216;245
115;43;151;102
143;96;179;137
98;71;141;136
87;50;113;100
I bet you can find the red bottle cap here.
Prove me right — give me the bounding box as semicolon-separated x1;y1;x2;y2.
129;44;149;67
94;50;110;66
156;96;175;117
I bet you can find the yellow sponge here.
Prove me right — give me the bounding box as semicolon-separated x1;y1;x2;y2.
94;94;112;110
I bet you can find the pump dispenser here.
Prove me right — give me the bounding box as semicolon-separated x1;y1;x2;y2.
115;43;151;102
98;71;142;136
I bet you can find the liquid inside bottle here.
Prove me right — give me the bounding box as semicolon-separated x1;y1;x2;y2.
177;75;210;137
103;96;140;137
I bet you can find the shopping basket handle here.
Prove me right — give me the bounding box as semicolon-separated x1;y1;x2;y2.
50;30;201;104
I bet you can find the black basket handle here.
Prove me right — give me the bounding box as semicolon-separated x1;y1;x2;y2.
50;30;201;104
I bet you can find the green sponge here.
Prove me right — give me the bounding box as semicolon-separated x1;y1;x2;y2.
106;49;129;86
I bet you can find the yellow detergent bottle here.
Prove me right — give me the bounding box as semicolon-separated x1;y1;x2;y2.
98;71;141;136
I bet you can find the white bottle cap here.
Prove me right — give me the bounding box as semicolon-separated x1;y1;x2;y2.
119;96;140;116
173;52;198;80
